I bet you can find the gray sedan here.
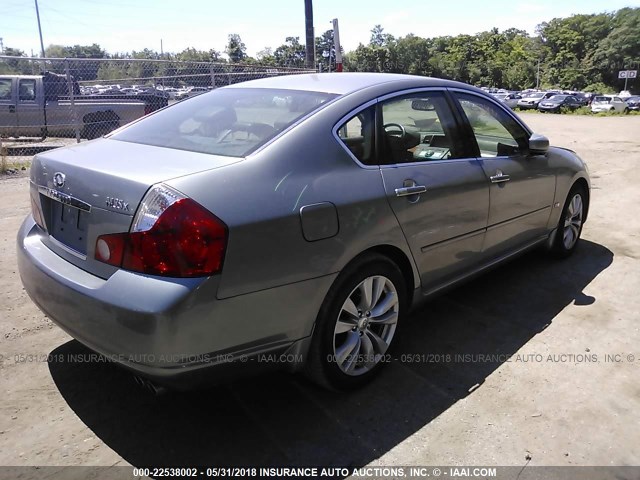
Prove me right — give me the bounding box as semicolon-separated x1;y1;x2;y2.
17;73;590;391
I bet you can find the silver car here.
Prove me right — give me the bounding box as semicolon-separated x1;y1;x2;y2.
17;73;590;391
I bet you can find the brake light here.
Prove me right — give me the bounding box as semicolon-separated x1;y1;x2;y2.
95;185;227;277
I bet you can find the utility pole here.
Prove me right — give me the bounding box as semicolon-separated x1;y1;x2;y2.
332;18;343;72
34;0;46;58
536;58;540;90
304;0;315;69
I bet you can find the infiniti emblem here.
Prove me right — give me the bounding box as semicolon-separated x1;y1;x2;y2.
53;172;66;189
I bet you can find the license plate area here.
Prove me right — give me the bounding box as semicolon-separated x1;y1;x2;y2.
49;200;89;256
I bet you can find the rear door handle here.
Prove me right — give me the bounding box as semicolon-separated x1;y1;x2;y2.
490;170;510;184
395;185;427;197
8;105;15;113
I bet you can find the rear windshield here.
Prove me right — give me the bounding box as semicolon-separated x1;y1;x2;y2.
111;87;338;157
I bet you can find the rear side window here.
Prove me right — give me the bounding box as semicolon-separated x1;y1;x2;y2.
336;107;375;165
112;88;337;157
19;79;36;101
379;92;466;164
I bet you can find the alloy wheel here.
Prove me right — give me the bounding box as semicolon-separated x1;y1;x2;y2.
332;275;399;376
563;193;583;250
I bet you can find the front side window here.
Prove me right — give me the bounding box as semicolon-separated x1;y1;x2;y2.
19;79;36;101
112;88;337;157
379;92;464;164
454;93;529;157
0;79;12;100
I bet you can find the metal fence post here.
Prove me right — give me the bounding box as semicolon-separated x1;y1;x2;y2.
210;63;216;89
64;59;82;143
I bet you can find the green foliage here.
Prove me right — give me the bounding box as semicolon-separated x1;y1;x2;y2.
225;34;247;63
582;82;609;93
316;30;338;71
2;7;638;90
273;37;305;68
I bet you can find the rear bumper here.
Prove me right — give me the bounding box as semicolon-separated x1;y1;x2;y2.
17;216;336;388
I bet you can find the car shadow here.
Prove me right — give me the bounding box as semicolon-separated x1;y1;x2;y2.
49;240;612;467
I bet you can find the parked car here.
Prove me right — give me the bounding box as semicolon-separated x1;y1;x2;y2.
516;91;556;110
625;96;640;111
591;96;629;113
176;87;209;100
538;95;583;113
17;73;590;391
493;92;522;109
0;72;168;139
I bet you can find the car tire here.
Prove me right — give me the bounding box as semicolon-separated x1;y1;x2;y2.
305;253;406;390
550;184;587;258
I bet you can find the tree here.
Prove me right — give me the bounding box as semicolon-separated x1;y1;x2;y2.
256;47;276;66
592;8;640;88
370;25;394;47
0;47;32;74
316;29;336;71
226;34;247;63
274;37;306;67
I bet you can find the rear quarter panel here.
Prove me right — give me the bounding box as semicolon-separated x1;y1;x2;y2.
166;93;417;301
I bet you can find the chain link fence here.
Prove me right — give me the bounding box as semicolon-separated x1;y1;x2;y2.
0;56;315;155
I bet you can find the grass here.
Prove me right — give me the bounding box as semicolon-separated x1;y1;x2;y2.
0;145;7;174
0;152;31;174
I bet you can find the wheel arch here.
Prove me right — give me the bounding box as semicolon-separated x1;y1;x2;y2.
572;177;590;223
343;244;418;308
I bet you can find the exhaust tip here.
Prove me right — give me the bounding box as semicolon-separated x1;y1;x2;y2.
132;375;167;396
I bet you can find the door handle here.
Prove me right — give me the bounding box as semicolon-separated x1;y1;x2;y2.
490;170;510;184
395;185;427;197
8;105;15;113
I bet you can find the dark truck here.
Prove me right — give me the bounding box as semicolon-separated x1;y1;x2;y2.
0;72;168;139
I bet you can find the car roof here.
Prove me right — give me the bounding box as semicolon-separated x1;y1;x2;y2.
226;72;482;96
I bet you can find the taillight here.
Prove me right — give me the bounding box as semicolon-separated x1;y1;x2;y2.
95;185;227;277
31;197;46;230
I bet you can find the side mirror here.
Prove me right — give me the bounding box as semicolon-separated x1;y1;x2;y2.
528;133;549;155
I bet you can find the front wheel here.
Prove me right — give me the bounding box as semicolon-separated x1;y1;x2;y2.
305;254;406;390
551;185;586;258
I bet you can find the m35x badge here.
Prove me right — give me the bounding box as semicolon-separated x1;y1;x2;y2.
105;197;130;211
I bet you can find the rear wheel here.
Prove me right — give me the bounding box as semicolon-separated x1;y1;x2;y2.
551;185;586;258
306;253;406;390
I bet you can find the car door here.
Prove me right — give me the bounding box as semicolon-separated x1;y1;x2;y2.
16;78;44;136
0;78;18;136
612;97;627;112
451;91;556;256
376;90;490;293
566;96;581;110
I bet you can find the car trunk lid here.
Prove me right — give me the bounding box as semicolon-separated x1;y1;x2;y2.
30;138;240;278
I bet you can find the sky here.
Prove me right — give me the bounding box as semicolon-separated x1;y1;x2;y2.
1;0;639;59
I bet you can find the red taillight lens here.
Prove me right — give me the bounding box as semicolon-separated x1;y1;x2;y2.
96;187;227;278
